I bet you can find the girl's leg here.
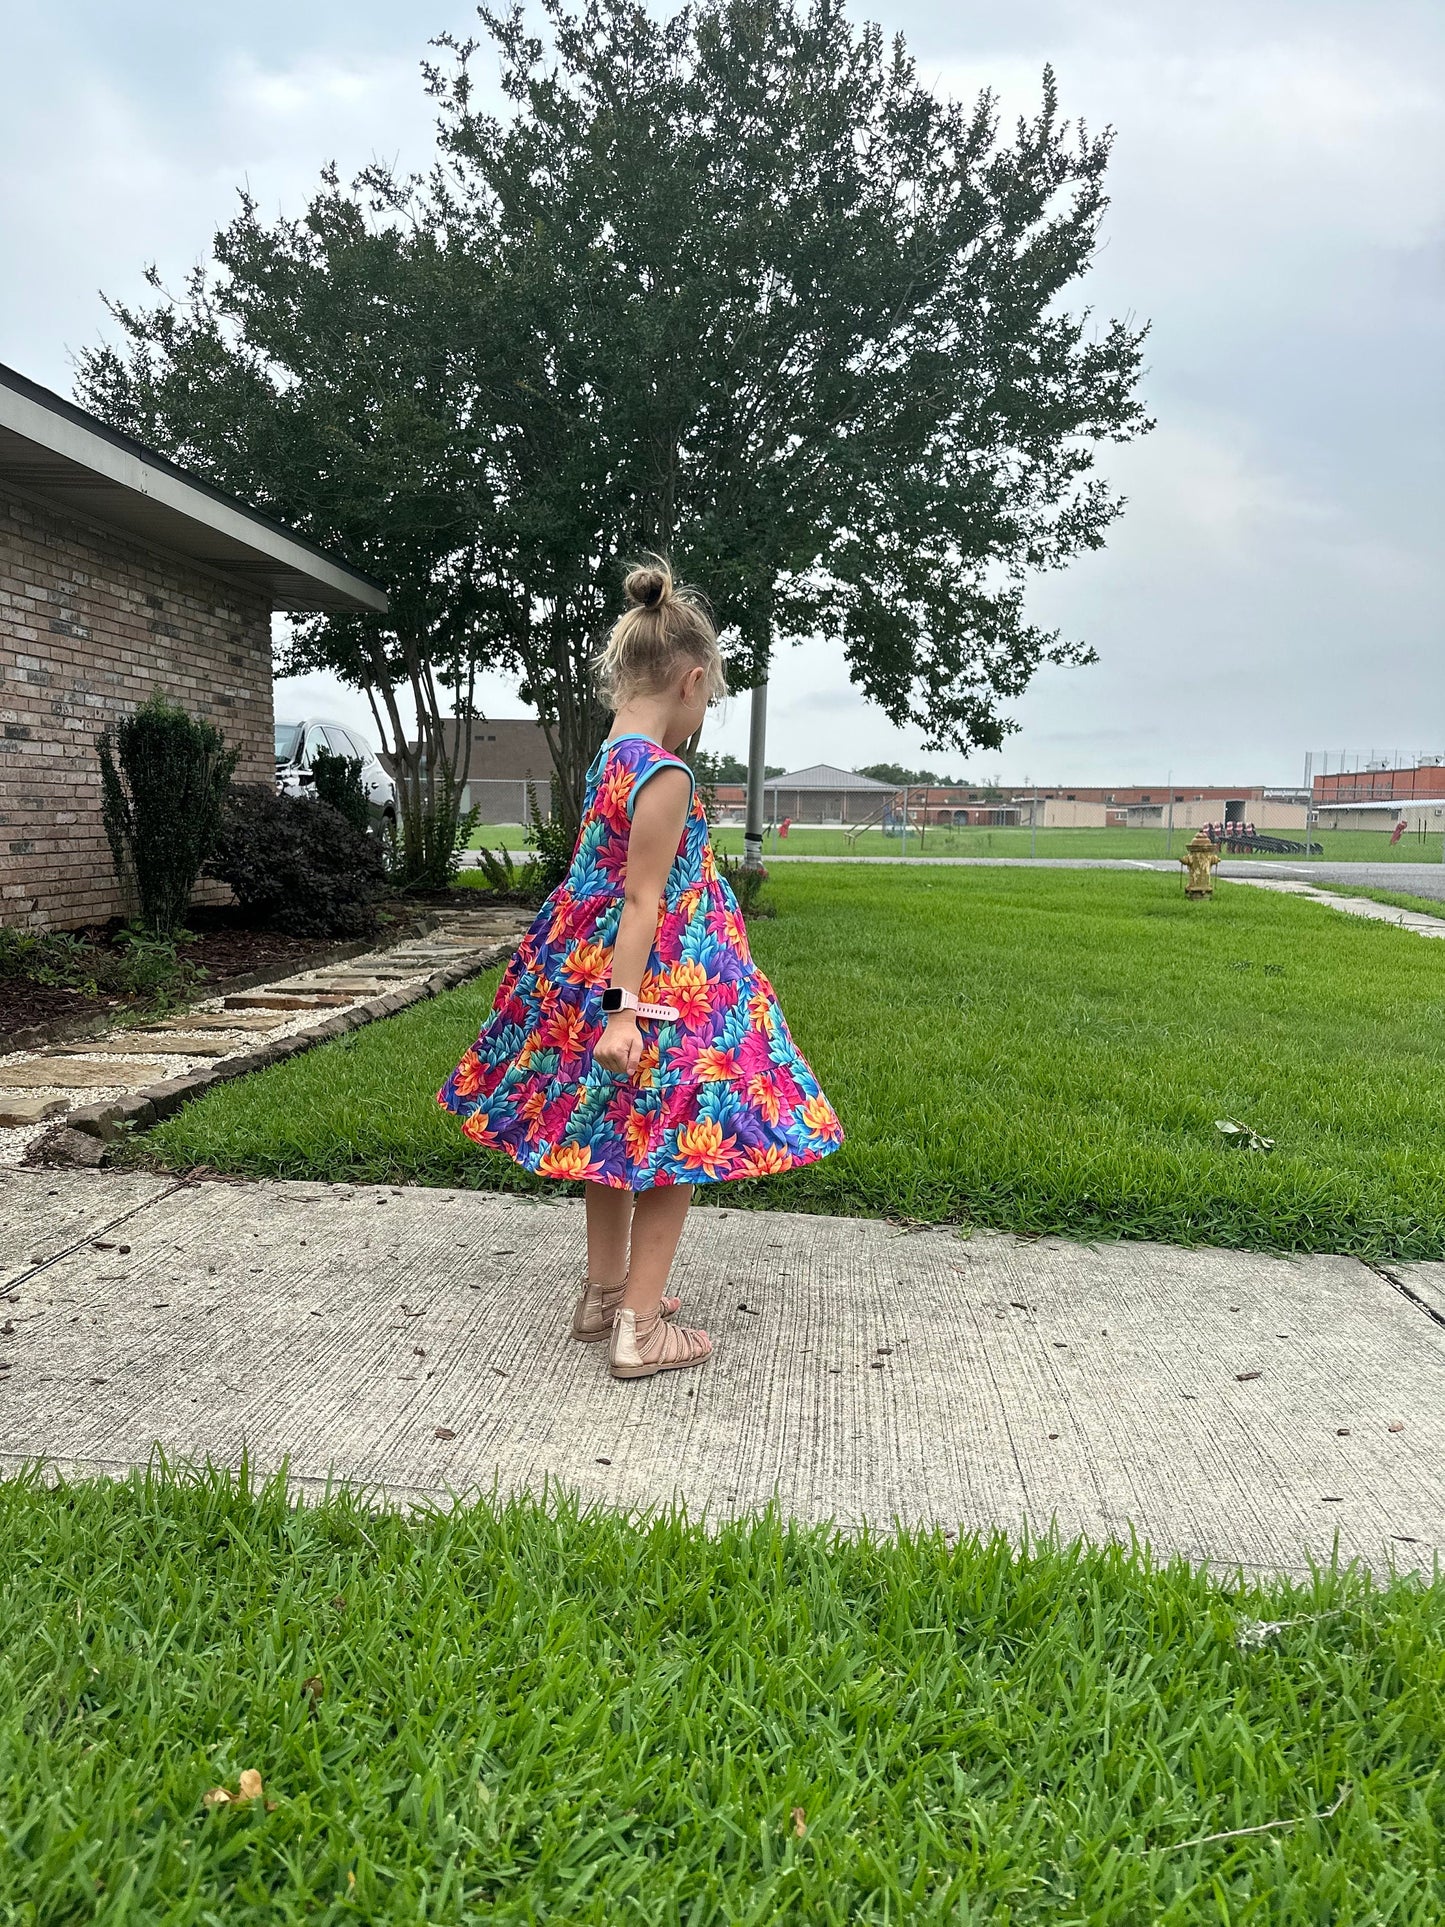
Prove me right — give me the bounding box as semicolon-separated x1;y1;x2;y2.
584;1180;633;1286
620;1183;694;1316
611;1183;711;1377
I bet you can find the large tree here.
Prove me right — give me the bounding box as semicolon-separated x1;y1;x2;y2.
419;0;1151;795
80;0;1151;833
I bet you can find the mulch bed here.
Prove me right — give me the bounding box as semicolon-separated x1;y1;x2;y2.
0;904;434;1055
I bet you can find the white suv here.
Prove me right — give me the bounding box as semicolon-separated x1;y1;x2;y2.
274;719;396;830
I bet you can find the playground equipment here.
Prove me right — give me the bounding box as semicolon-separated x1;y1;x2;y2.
1203;821;1321;856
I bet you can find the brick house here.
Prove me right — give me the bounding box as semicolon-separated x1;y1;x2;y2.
0;364;385;930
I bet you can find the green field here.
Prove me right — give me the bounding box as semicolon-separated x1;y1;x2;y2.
139;867;1445;1259
470;821;1445;863
2;1465;1439;1925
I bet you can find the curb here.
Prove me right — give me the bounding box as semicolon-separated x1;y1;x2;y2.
51;939;512;1148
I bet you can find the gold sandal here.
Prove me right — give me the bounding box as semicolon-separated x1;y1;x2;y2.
608;1306;712;1379
571;1281;681;1344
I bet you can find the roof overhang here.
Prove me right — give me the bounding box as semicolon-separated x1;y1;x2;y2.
0;364;387;616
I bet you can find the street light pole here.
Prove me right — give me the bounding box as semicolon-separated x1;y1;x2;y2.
743;679;768;871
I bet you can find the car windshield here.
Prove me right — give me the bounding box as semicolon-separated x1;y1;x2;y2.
274;723;304;763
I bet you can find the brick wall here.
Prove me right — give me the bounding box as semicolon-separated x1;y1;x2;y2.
0;481;274;930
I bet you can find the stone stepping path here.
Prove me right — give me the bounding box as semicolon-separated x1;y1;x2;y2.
0;906;524;1166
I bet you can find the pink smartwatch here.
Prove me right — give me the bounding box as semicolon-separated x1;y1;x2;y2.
600;985;680;1021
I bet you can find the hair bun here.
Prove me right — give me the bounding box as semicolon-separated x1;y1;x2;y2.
624;562;671;610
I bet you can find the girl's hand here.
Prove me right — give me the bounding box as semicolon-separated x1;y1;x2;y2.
595;1013;644;1078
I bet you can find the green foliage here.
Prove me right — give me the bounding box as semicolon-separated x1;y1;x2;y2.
97;695;238;937
144;868;1445;1260
524;782;572;897
690;748;782;785
0;924;202;1013
720;851;775;919
1;1464;1441;1922
207;785;387;939
307;747;370;833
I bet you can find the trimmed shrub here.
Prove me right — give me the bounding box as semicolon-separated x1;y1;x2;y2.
207;786;388;939
98;696;238;936
309;748;372;833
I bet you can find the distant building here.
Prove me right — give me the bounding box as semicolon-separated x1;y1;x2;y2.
1313;760;1445;807
381;716;552;821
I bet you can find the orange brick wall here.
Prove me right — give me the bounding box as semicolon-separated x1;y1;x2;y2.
1;481;274;931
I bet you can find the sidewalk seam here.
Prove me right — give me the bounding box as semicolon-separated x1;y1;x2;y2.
3;1177;190;1296
1358;1259;1445;1333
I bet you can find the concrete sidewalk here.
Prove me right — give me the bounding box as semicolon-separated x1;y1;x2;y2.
2;1170;1442;1578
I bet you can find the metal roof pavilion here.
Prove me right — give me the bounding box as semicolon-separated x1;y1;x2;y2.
0;362;387;615
763;764;896;791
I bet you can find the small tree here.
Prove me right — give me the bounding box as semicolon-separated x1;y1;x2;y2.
97;695;238;936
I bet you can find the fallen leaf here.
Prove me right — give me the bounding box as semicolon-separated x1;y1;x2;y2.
791;1806;807;1838
347;1871;357;1891
412;1346;426;1358
1235;1370;1262;1382
331;1595;347;1611
434;1426;456;1441
303;1676;323;1704
205;1769;265;1809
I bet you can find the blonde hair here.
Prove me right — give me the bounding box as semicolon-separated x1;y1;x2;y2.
594;556;727;711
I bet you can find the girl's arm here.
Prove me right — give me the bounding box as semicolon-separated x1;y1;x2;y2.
594;766;692;1078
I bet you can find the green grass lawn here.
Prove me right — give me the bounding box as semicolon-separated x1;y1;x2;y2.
469;821;1445;863
2;1466;1440;1924
139;868;1445;1259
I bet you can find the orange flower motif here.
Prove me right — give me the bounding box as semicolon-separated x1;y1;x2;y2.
740;1143;792;1177
460;1111;492;1144
799;1095;843;1142
542;1006;591;1057
675;1117;737;1177
663;960;712;1028
694;1046;739;1084
560;940;612;990
520;1088;548;1124
538;1142;603;1180
624;1106;655;1165
634;1042;660;1090
746;1072;782;1125
599;763;633;821
748;989;774;1032
450;1050;485;1098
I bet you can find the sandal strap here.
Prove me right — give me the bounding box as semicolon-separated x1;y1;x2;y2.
636;1312;711;1366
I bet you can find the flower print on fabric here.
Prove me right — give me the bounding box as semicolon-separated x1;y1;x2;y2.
438;734;843;1190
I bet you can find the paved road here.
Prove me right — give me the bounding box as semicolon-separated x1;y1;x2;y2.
3;1170;1442;1577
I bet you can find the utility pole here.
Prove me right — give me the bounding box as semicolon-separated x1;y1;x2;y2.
743;679;768;871
901;785;909;856
1165;768;1175;858
1029;774;1038;857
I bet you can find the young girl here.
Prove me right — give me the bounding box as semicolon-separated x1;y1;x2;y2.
438;560;842;1379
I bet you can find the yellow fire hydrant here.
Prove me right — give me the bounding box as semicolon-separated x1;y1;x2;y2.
1180;829;1221;899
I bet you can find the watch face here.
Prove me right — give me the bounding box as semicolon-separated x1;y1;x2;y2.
600;987;624;1013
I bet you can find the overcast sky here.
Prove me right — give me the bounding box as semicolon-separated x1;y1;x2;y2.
3;0;1441;785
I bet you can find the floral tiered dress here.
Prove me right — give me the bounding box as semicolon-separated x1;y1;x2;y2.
438;734;843;1190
